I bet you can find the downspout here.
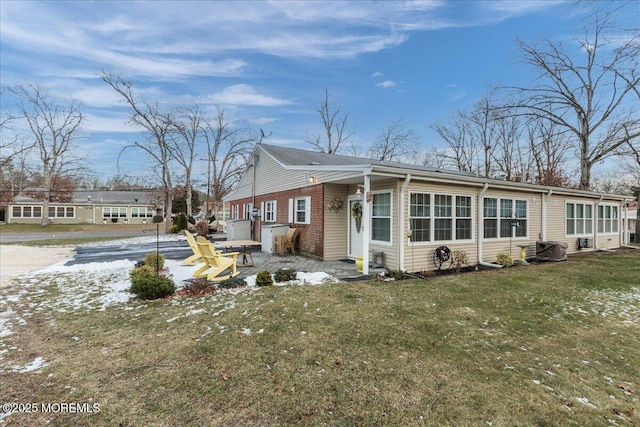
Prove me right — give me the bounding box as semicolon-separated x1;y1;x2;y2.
478;183;502;269
542;189;552;241
620;198;638;249
362;174;371;275
399;174;411;272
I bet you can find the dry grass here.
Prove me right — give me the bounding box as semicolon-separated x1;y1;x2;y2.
1;251;638;426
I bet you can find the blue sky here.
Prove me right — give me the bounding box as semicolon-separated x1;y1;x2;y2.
0;0;628;184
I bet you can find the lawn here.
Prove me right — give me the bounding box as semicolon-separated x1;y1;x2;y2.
1;250;638;426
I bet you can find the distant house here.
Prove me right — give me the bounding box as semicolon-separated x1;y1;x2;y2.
7;190;163;225
225;143;635;274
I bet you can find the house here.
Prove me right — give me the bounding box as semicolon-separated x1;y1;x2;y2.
225;143;635;274
7;190;163;225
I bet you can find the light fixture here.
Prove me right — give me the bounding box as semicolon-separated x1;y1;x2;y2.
309;176;318;183
355;184;365;195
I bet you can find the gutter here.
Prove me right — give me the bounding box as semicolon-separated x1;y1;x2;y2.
477;183;502;269
399;174;411;272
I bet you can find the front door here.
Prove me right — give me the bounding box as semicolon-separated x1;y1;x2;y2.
348;198;363;259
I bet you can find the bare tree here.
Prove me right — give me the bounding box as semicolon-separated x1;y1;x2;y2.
526;117;575;187
430;111;481;173
168;105;205;217
368;117;419;162
491;114;530;181
305;88;354;154
202;107;254;218
103;73;175;231
625;139;640;242
513;7;640;190
11;84;85;226
467;93;500;177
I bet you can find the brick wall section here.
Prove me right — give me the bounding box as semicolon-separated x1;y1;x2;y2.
229;184;325;258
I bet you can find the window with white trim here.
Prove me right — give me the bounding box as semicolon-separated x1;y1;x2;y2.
102;207;126;218
372;192;392;242
291;196;311;224
131;207;154;218
11;205;42;218
483;197;527;239
49;206;75;218
232;204;239;219
566;202;593;235
264;200;276;222
409;192;473;242
597;204;618;234
409;193;430;242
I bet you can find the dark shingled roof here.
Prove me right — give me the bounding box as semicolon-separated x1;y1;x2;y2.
258;143;478;178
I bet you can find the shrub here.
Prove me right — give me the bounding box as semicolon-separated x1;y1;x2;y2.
179;278;217;297
187;215;196;224
255;270;273;287
130;265;156;282
145;252;165;270
386;269;407;280
274;268;297;283
452;249;469;272
496;251;515;267
195;219;209;237
168;225;178;233
175;213;188;232
130;275;175;300
218;276;247;289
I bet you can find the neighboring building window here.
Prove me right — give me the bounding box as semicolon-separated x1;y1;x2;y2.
597;205;619;234
409;193;430;242
410;193;473;242
49;206;74;218
131;207;154;218
484;198;498;238
103;207;126;218
484;197;527;238
232;204;239;219
264;200;276;222
566;202;593;235
11;206;42;218
372;192;392;242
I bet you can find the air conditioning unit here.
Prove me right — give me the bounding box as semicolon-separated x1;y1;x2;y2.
576;237;593;249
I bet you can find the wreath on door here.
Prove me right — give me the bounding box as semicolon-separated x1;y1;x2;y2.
352;202;362;233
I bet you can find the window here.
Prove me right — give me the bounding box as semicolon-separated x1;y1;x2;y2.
11;205;42;218
131;207;154;218
483;197;527;239
103;207;126;218
372;192;392;242
484;198;498;238
290;196;311;224
409;193;430;242
232;204;239;219
597;204;619;234
409;192;473;242
566;202;593;235
456;196;472;240
49;206;74;218
264;200;276;222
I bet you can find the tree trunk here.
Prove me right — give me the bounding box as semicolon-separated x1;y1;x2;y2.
579;150;591;191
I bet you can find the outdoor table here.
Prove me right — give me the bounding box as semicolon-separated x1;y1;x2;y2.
215;240;262;267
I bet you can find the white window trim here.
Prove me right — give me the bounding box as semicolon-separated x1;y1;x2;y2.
482;197;528;240
597;203;619;235
292;196;311;225
102;207;126;218
565;201;594;237
10;205;43;218
371;190;393;246
264;200;277;223
408;192;475;245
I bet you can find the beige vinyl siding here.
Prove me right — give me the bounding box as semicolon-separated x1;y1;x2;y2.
323;184;350;261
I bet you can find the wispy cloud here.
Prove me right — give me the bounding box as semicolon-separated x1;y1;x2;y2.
371;72;384;78
376;80;398;88
206;85;291;107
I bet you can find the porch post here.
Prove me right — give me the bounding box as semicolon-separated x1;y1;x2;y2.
362;175;371;275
